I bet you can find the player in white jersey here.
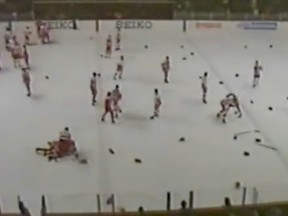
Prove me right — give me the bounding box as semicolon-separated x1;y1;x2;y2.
115;29;121;51
217;93;241;123
150;88;162;119
90;72;98;105
59;127;72;142
24;26;32;45
114;55;124;80
111;84;122;118
200;72;208;104
253;60;263;88
161;56;170;83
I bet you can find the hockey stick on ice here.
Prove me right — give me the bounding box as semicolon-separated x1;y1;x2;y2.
233;130;260;140
255;143;277;151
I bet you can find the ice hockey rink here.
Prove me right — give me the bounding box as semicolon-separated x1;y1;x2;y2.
1;20;288;213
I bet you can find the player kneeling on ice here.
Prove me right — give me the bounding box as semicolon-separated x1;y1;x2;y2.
150;88;162;119
35;127;79;161
101;92;115;123
217;93;241;123
112;84;122;118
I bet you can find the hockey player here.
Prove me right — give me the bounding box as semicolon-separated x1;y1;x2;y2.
101;92;115;123
59;127;72;142
161;56;170;83
22;68;31;97
11;42;22;68
115;29;121;51
39;23;50;44
112;84;122;118
23;45;30;69
114;55;124;80
90;72;98;105
253;60;262;88
150;88;162;119
217;93;241;123
24;26;32;45
106;35;112;58
4;27;12;51
200;72;208;104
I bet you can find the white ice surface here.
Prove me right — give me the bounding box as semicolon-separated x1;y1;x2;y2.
0;21;288;213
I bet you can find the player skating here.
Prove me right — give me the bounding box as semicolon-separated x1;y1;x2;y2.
114;55;124;80
115;29;121;51
39;22;50;44
101;92;115;123
22;68;31;97
112;84;122;118
161;56;170;83
24;26;32;45
150;88;162;119
106;35;112;58
23;45;30;69
200;72;208;104
217;93;241;123
11;41;22;68
4;27;12;51
90;72;98;105
253;60;263;88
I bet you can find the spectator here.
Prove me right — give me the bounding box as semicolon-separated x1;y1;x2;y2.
180;200;192;216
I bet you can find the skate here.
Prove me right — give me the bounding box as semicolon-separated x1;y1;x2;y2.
101;118;105;122
27;92;31;97
150;116;155;120
112;119;115;124
222;118;226;124
202;98;207;104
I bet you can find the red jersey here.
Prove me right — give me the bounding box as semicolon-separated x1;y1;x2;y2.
104;96;112;110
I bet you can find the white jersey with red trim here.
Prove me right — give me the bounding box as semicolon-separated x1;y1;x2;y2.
112;89;122;102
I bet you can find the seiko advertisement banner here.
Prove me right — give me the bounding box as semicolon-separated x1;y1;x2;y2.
115;20;153;30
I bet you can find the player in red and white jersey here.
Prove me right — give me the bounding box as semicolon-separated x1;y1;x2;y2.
90;72;98;105
253;60;263;88
112;84;122;118
22;45;30;69
200;72;208;104
106;35;112;58
11;42;23;68
150;88;162;119
115;29;121;51
101;92;115;123
161;56;170;83
24;26;32;45
114;55;124;80
22;68;31;97
40;23;50;44
217;93;241;123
